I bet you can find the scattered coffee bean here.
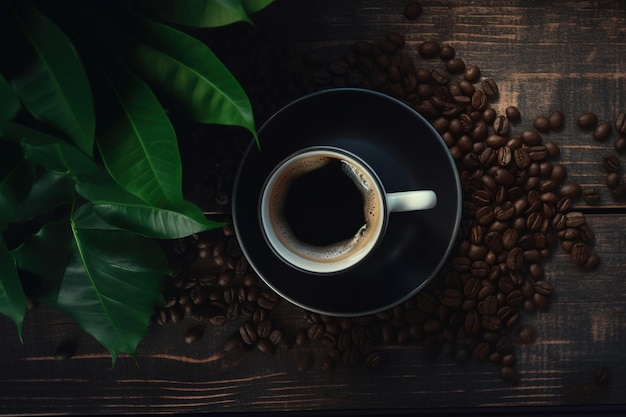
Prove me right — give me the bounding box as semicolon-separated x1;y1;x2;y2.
533;116;550;133
594;121;612;142
548;110;564;130
577;112;598;129
603;154;621;172
418;41;441;58
184;326;204;344
403;1;423;20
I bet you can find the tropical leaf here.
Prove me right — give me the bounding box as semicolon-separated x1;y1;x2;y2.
81;45;184;208
0;1;95;156
0;140;36;231
0;239;28;342
110;10;258;141
14;206;170;364
3;122;99;181
12;171;75;223
12;219;73;300
77;171;222;238
241;0;276;15
0;73;21;129
91;200;223;239
140;0;275;28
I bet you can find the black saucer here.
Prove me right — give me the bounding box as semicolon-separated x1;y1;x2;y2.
232;88;461;316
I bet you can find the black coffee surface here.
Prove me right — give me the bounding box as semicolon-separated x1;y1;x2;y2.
284;158;365;246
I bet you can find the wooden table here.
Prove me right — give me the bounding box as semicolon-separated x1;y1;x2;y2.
2;1;626;415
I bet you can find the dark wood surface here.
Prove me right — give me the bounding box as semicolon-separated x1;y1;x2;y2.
2;1;626;415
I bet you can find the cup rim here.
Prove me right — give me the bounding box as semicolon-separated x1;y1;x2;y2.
259;146;388;275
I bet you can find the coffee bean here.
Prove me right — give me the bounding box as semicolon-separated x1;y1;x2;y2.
239;321;257;345
464;65;481;82
603;154;621;172
403;1;423;20
571;242;589;265
615;136;626;152
565;211;585;227
481;315;502;332
431;66;450;85
520;129;542;146
493;116;511;136
307;323;325;341
578;112;598;129
258;291;279;310
419;41;440;58
528;145;548;161
584;253;601;269
594;121;612;141
439;57;465;74
184;326;204;344
606;172;620;189
482;79;498;97
533;116;550;133
560;183;581;199
548;110;564;130
505;106;521;122
582;187;600;204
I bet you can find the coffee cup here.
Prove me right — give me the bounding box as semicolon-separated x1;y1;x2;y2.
260;146;437;274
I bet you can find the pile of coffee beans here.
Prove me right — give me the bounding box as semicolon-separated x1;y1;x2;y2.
153;1;608;383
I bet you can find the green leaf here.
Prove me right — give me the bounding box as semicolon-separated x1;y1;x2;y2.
15;206;170;364
83;48;184;208
91;200;223;239
3;122;99;180
241;0;276;15
0;1;95;156
140;0;275;28
13;171;75;223
0;239;28;342
0;140;36;231
77;171;221;238
0;73;21;129
112;11;258;141
12;219;73;300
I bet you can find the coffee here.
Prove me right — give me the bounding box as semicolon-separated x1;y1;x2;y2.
264;150;383;268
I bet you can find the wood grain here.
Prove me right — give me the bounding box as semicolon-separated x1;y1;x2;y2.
2;0;626;415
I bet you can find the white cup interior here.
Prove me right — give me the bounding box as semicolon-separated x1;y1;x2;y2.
260;149;386;274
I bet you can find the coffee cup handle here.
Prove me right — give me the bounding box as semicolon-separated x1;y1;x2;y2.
386;190;437;212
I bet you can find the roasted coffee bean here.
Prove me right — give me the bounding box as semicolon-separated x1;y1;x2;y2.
565;211;585;227
548;110;565;130
594;121;612;142
481;315;502;332
500;366;520;383
578;112;598;129
484;231;504;252
582;188;600;204
615;136;626;152
239;322;257;345
513;148;531;168
184;326;204;344
506;290;524;306
502;106;520;122
471;90;488;111
528;145;548;161
419;41;441;58
506;247;524;270
520;129;542;146
571;242;589;265
496;146;512;166
482;79;498;96
502;228;519;249
551;164;567;182
460;64;480;81
431;66;450;85
404;1;423;20
545;141;561;158
308;323;324;341
258;291;279;310
476;206;495;225
585;253;601;269
606;172;620;189
556;197;571;212
492;116;510;136
533;116;550;133
560;183;581;199
526;211;543;232
603;154;621;172
446;58;466;73
256;320;272;338
256;338;274;354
